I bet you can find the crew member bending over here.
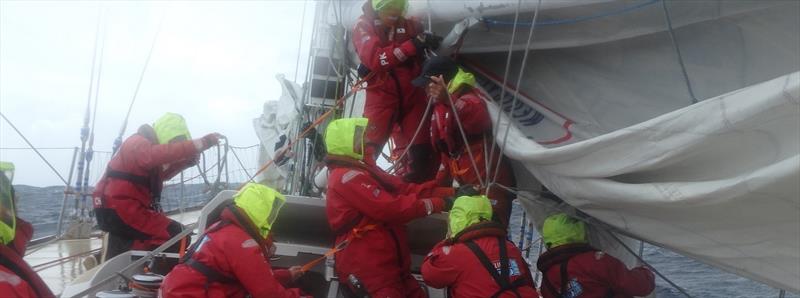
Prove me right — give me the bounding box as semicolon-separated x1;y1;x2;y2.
537;213;656;298
422;195;539;297
93;113;221;259
161;183;309;298
325;118;454;298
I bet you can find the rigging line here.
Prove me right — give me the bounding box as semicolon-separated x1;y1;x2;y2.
444;89;486;187
608;233;694;298
385;95;434;174
242;72;375;188
426;0;433;32
0;113;70;186
485;0;522;188
0;147;76;150
661;0;698;104
487;0;542;194
293;0;308;82
88;8;108;150
229;146;253;181
113;13;166;154
73;7;104;201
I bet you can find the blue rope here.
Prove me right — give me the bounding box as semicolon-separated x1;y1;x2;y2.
482;0;659;27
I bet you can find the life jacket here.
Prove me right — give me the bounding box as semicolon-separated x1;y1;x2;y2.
536;243;614;298
94;125;164;211
450;221;533;298
179;205;271;288
0;244;56;298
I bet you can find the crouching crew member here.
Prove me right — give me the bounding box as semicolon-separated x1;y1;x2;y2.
160;183;309;298
93;113;222;259
422;195;538;298
415;56;517;228
324;118;454;298
537;213;656;298
0;163;55;298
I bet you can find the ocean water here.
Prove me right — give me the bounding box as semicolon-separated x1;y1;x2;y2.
507;203;798;298
15;186;797;297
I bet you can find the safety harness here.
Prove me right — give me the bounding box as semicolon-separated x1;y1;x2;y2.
104;167;163;211
451;221;531;298
537;244;614;298
179;205;270;289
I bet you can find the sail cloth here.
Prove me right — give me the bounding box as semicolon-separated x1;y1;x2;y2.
487;71;800;292
448;0;800;292
252;74;303;190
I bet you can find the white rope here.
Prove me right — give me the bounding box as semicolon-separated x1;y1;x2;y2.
443;89;486;187
485;0;523;188
487;0;542;195
386;95;435;173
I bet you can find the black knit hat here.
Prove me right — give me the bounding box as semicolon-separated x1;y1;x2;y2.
412;56;459;87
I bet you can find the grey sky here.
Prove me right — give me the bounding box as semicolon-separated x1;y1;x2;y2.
0;1;315;186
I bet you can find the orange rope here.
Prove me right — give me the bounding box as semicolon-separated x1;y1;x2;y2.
178;237;187;258
299;224;376;272
239;72;375;191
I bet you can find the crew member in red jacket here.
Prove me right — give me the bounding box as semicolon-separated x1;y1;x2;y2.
93;113;222;259
352;0;442;182
414;56;517;228
537;213;656;298
324;117;454;298
161;183;309;298
422;195;538;298
0;166;56;298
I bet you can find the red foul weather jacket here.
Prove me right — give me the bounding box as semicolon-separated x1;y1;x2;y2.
432;88;517;227
325;156;449;294
93;124;198;248
0;219;56;298
536;243;656;298
160;207;307;298
422;222;538;298
352;2;430;153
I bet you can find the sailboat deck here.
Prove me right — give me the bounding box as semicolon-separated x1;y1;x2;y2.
24;210;202;296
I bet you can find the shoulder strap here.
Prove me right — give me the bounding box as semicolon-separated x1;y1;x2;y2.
560;259;570;297
180;220;236;284
464;238;525;298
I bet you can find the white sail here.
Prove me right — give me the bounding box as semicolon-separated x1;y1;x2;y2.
343;0;800;292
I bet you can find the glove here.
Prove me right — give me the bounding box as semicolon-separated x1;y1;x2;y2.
455;184;480;197
357;63;371;78
412;32;443;53
201;133;222;150
443;196;456;212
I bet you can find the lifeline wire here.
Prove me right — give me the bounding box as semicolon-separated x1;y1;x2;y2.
485;0;522;189
487;0;542;194
0;112;70;186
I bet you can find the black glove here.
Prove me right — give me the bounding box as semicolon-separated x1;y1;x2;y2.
455;184;480;197
412;32;443;53
357;63;371;78
443;196;456;212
